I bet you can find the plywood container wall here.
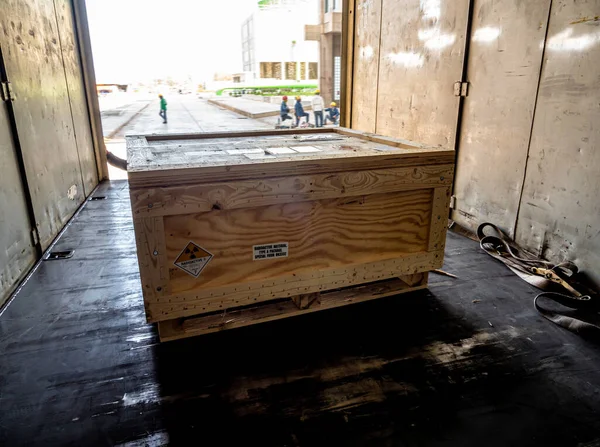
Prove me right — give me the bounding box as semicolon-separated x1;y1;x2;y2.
349;0;469;146
450;0;599;282
513;0;600;281
452;0;551;236
0;0;100;304
0;101;37;306
0;0;99;250
346;0;600;283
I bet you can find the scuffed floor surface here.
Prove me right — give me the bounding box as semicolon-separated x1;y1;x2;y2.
1;180;599;446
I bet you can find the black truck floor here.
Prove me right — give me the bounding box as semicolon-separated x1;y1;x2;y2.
1;180;599;447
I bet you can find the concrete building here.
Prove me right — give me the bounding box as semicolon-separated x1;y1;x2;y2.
305;0;342;103
241;0;320;86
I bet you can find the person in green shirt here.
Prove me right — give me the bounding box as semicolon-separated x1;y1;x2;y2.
158;94;167;124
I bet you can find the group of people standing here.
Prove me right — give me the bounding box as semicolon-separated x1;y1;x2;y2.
156;91;340;128
279;91;340;128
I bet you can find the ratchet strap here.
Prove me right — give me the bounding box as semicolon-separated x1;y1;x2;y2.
477;222;600;338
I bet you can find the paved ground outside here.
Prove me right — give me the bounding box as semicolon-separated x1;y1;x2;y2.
101;101;152;139
208;97;281;118
208;96;313;119
103;94;276;179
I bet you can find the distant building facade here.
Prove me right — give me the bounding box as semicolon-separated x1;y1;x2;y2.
96;84;128;94
241;0;320;85
305;0;342;103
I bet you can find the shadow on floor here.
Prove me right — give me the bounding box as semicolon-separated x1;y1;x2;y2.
150;288;579;446
2;181;599;447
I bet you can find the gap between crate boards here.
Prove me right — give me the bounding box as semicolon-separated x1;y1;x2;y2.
157;272;428;342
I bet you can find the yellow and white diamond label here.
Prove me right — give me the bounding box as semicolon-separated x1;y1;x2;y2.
174;241;213;277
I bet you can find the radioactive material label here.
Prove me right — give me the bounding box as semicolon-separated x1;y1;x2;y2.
174;241;213;277
253;242;289;261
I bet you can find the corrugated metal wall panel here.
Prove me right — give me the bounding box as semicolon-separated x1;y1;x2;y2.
515;0;600;282
375;0;469;146
351;0;383;132
0;0;97;250
0;99;37;306
347;0;599;282
451;0;551;235
55;0;98;196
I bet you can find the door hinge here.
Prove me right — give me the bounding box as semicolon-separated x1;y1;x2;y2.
449;195;457;209
1;81;16;102
31;228;40;246
453;81;469;97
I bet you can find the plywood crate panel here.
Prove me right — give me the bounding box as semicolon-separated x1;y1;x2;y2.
127;128;454;335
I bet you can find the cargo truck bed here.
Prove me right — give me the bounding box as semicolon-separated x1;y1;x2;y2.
1;180;600;446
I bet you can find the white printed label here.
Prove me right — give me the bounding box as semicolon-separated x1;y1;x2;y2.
253;242;289;261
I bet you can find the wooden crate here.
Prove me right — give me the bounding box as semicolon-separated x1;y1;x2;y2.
127;128;454;341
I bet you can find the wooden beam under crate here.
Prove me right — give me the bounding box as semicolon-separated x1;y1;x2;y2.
158;273;428;342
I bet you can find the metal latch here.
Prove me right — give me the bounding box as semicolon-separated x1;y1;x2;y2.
1;81;16;102
449;195;457;209
453;81;469;97
31;228;40;246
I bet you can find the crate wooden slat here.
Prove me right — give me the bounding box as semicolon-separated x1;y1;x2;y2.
158;273;429;342
127;128;454;341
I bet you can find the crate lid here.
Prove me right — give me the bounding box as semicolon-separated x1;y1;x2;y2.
126;128;453;188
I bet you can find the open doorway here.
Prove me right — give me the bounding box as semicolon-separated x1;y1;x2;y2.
86;0;344;179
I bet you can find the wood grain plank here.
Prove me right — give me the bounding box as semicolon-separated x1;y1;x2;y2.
334;128;433;149
399;272;429;287
428;187;452;252
1;0;89;250
164;190;432;293
147;249;442;322
126;136;150;171
291;292;321;310
126;130;454;188
130;165;454;217
351;0;383;132
158;274;428;341
341;0;356;127
373;0;469;145
127;150;455;188
143;127;331;142
132;217;169;320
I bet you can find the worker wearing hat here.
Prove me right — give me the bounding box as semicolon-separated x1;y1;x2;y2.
279;96;292;123
324;101;340;125
312;89;325;127
294;96;310;127
279;95;293;125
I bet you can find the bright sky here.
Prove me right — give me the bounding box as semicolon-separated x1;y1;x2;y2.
86;0;257;84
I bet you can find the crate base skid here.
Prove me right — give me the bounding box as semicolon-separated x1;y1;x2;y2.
157;273;428;342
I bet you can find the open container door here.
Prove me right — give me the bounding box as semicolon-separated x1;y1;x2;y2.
348;0;470;147
0;0;98;250
0;74;37;306
451;0;552;236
